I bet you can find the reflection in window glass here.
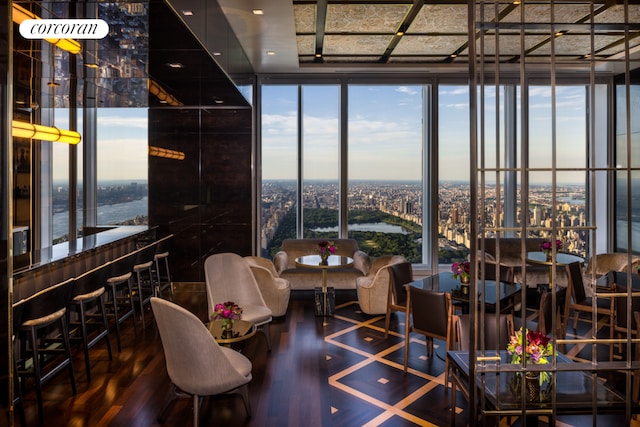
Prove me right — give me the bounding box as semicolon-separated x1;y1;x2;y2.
615;84;640;253
96;108;148;228
260;86;298;258
348;85;423;262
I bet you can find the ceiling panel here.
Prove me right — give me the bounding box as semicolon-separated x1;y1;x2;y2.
325;4;411;33
393;35;468;56
215;0;640;74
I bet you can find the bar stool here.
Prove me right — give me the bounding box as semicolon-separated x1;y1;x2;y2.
132;242;159;328
12;301;27;427
105;253;138;351
13;278;77;427
68;265;113;382
153;234;174;300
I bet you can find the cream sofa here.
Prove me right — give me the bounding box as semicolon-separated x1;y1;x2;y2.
273;238;371;290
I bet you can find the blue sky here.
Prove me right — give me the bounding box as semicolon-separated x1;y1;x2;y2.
52;84;589;184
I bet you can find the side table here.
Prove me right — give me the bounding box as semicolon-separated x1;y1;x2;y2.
295;254;354;316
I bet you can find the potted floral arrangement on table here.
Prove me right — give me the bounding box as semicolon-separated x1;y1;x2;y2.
540;239;563;261
451;260;471;294
317;240;337;265
212;301;242;338
507;327;553;402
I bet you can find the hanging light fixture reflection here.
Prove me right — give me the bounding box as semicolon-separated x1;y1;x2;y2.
148;79;183;106
12;120;81;144
12;4;82;54
149;146;185;160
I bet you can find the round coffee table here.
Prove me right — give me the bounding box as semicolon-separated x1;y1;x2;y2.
207;319;256;347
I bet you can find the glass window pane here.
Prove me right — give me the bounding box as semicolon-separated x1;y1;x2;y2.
347;85;423;263
439;85;470;265
303;85;340;240
261;85;298;258
96;108;148;227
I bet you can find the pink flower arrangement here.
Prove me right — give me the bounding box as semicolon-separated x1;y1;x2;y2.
507;327;553;384
317;240;337;256
539;239;563;252
212;301;242;321
451;261;471;280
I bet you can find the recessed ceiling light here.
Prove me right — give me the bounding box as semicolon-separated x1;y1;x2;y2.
213;52;222;56
166;62;184;68
181;10;193;16
396;31;404;36
267;51;276;56
315;53;322;58
252;9;264;15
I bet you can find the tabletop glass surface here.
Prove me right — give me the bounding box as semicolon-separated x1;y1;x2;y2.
295;254;353;268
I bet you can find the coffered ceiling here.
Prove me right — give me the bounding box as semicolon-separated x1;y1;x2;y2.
205;0;640;75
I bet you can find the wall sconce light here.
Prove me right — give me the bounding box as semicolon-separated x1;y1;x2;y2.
149;146;185;160
12;120;81;144
12;4;82;54
148;79;183;106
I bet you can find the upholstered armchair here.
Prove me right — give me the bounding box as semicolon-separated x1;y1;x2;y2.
583;252;640;288
204;253;273;350
244;256;291;317
356;255;406;315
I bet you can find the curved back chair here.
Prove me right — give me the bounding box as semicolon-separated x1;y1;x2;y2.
356;255;406;315
105;251;138;351
403;285;453;387
14;278;77;427
204;253;273;350
69;264;113;381
385;261;413;338
244;256;291;317
151;297;252;427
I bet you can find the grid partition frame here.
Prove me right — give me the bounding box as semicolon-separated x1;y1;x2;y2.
470;0;640;425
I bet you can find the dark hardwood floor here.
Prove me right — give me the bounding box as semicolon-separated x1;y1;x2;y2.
13;284;633;427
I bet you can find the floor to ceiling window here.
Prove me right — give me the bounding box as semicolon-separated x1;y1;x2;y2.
260;85;299;258
302;85;340;240
438;84;470;265
615;81;640;254
347;85;423;262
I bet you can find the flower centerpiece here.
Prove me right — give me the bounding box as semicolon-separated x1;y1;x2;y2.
451;261;471;285
507;327;553;385
317;240;337;265
540;239;563;261
212;301;242;336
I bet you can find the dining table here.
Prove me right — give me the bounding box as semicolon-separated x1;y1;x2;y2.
526;251;585;289
448;349;635;426
408;271;521;314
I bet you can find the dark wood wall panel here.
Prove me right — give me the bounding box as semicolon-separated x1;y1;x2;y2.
148;108;252;282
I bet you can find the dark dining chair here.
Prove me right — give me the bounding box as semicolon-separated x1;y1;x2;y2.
611;275;640;361
403;285;453;387
385;261;413;338
454;312;514;352
564;261;613;336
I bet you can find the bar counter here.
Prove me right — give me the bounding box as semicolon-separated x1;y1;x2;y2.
13;225;153;302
